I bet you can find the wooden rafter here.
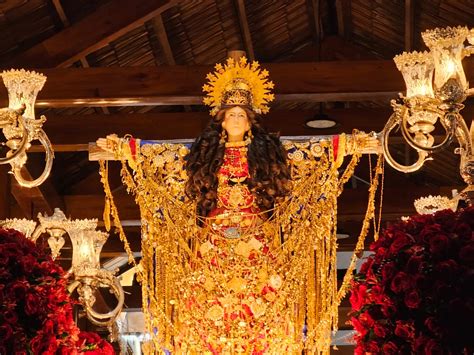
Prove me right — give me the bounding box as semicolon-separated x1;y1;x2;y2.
149;13;195;112
36;108;399;150
0;60;414;106
151;14;176;65
51;0;70;27
25;105;465;153
234;0;255;61
404;0;415;51
335;0;352;39
283;35;379;62
1;59;472;107
306;0;323;46
50;0;110;116
3;0;179;68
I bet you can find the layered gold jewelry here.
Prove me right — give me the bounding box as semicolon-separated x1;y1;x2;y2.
100;132;382;354
224;136;251;148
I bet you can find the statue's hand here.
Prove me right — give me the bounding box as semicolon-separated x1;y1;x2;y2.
364;132;382;153
97;134;119;153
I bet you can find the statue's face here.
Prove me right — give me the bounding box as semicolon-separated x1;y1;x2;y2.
222;106;250;141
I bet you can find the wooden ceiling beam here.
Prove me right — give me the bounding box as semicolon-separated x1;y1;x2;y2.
51;0;70;27
335;0;352;39
149;13;196;113
0;61;399;106
280;35;378;62
307;0;323;45
234;0;255;61
40;108;392;146
404;0;415;51
3;0;179;68
22;105;470;153
0;59;471;107
151;15;176;65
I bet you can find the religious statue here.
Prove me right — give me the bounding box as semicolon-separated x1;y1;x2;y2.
97;57;382;354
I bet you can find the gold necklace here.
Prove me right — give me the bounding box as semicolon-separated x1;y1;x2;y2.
224;137;251;148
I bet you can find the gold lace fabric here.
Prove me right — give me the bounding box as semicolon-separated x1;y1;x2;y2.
105;133;381;354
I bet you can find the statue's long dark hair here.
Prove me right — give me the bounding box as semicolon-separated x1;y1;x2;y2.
185;106;291;218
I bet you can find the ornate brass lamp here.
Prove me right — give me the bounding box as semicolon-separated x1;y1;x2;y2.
0;69;54;187
0;209;125;337
383;26;474;201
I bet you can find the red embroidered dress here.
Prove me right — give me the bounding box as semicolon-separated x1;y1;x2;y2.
208;145;262;237
176;143;291;354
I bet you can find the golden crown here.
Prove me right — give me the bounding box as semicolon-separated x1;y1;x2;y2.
202;57;275;116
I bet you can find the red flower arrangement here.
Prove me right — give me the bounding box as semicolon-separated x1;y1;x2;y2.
0;228;115;355
77;331;115;354
350;206;474;355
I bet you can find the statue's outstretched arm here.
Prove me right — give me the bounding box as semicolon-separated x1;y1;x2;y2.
342;131;382;156
95;134;141;170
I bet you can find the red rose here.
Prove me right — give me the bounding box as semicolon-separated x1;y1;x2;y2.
44;335;59;354
394;320;414;339
21;255;37;273
406;255;424;274
390;271;409;293
429;234;450;255
433;281;452;298
10;280;28;299
0;248;8;265
351;208;474;354
30;335;43;354
358;311;375;328
373;323;387;337
381;302;396;317
369;285;385;304
359;257;375;275
414;335;429;353
434;209;456;231
435;259;459;280
372;246;387;262
389;232;411;254
43;319;55;335
370;237;387;251
0;228;100;354
351;317;368;338
0;324;13;340
459;207;474;228
454;222;472;240
419;224;442;243
404;290;421;309
25;292;40;315
3;309;18;324
381;261;396;283
425;338;443;355
459;244;474;266
411;213;434;226
366;341;379;353
349;284;368;310
382;341;398;354
424;317;441;335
